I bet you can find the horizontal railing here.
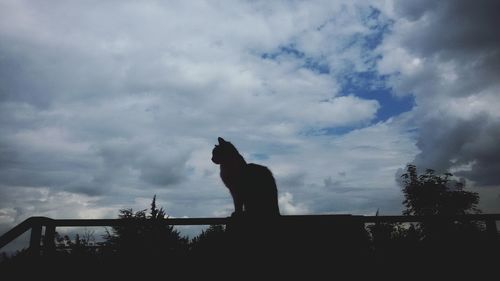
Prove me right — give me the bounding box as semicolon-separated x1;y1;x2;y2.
1;214;499;256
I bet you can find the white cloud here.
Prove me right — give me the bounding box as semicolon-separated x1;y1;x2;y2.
0;208;16;225
278;192;310;215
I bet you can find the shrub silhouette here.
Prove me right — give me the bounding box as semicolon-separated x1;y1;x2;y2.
103;195;189;267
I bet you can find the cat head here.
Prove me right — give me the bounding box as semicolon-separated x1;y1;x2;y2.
211;137;239;164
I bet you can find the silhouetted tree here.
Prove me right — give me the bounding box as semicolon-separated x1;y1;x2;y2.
189;224;227;268
190;225;226;250
104;195;188;266
399;164;487;271
401;164;480;217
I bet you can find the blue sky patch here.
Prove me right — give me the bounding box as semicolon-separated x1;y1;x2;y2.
262;8;410;137
340;71;414;123
261;44;330;74
261;44;304;60
362;7;394;51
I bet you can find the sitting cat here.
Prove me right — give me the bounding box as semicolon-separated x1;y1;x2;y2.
212;137;280;217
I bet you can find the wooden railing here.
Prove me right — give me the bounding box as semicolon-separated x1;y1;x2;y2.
1;214;499;256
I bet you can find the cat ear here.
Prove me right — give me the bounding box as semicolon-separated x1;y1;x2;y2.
218;137;226;145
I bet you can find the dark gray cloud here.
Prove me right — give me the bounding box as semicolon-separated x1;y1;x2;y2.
136;149;189;187
0;136;99;193
414;113;500;186
396;1;500;58
397;0;500;97
380;0;500;191
413;114;487;171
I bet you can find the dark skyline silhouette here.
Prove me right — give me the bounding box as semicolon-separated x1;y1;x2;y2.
1;176;498;279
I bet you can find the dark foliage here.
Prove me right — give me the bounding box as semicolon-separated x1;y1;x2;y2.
98;195;189;278
189;224;226;255
400;164;484;240
104;195;188;261
401;164;481;216
364;166;495;276
1;177;498;278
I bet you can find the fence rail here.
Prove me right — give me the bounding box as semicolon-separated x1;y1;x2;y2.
1;214;499;256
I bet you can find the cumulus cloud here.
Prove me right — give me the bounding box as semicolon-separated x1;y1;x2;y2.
278;192;310;215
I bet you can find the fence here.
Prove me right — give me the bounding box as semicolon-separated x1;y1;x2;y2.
1;214;499;256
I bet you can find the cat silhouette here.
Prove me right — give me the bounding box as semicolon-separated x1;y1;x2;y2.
212;137;280;217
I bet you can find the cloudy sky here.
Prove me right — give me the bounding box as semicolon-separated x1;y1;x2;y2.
1;0;500;240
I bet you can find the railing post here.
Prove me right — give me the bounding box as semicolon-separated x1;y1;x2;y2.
485;219;498;240
29;219;42;257
43;222;56;256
